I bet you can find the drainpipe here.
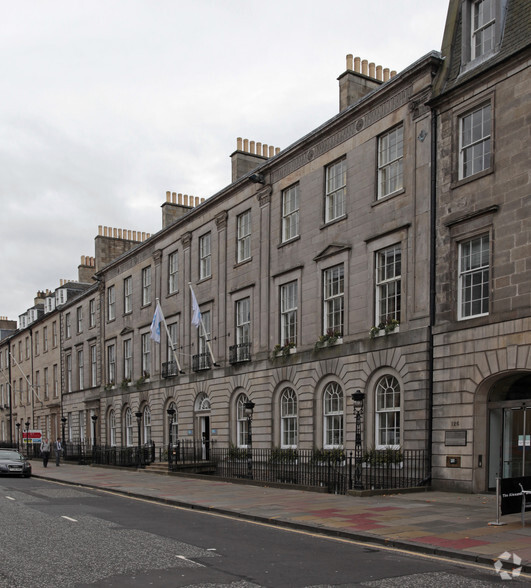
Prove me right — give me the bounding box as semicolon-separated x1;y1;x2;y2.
427;107;438;485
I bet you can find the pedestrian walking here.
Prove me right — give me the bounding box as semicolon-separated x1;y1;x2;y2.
41;437;51;467
54;438;62;466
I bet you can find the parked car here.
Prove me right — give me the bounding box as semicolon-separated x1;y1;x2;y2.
0;449;32;478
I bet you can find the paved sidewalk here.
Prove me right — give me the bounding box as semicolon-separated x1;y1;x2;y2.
31;461;531;572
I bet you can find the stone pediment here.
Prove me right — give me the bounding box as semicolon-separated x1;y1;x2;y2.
313;243;351;261
120;327;134;336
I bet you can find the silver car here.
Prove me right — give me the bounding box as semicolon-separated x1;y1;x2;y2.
0;449;32;478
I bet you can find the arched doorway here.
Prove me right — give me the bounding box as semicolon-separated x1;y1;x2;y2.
488;374;531;489
195;392;211;459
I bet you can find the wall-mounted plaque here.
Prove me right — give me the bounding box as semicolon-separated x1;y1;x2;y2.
445;430;467;446
446;456;461;468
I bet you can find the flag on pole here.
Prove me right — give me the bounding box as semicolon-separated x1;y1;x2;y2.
190;286;201;328
150;301;163;343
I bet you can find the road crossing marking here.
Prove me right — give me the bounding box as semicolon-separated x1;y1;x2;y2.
61;516;78;522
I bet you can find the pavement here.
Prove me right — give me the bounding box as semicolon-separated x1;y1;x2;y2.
31;460;531;574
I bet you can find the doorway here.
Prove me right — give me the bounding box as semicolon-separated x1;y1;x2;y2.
200;416;210;460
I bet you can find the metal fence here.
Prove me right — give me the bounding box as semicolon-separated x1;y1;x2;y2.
209;448;428;494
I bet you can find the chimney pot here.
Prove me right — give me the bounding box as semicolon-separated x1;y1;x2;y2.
166;190;171;202
383;68;390;81
250;140;255;154
369;62;375;78
376;65;382;80
390;70;397;78
362;59;368;76
346;54;353;70
243;138;249;152
354;56;361;72
237;137;243;150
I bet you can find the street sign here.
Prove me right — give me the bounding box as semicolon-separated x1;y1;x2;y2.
22;430;42;444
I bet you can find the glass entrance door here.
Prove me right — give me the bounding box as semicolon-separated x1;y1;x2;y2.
502;407;531;478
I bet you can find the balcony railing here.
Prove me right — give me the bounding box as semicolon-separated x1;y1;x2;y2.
229;342;251;364
162;360;180;378
192;353;211;372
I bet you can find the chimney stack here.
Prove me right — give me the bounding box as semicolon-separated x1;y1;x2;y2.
230;137;281;183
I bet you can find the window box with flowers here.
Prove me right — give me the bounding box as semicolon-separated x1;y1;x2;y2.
272;340;296;359
314;329;343;351
136;371;150;388
104;381;115;391
369;318;400;339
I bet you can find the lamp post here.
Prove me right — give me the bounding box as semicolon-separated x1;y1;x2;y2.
167;408;176;468
135;411;143;468
352;390;365;490
25;420;31;458
91;414;98;459
243;400;255;480
15;423;21;451
61;416;67;456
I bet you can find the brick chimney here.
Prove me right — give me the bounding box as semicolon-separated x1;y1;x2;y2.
162;191;204;229
94;226;151;272
78;255;96;283
338;54;397;112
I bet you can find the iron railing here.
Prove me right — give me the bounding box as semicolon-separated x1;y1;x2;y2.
192;353;211;372
162;360;181;378
229;342;251;364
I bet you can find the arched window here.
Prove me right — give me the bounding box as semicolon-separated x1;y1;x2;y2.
125;408;133;447
236;394;250;448
168;401;178;444
143;406;151;444
280;388;298;448
109;410;116;447
195;392;211;411
375;375;401;448
323;382;343;448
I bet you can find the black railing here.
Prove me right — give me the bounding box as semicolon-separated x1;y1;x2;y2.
90;443;156;467
209;448;428;494
229;342;251;364
192;353;211;372
162;360;180;378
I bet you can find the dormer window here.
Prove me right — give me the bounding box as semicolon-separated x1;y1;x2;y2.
56;288;67;306
472;0;495;60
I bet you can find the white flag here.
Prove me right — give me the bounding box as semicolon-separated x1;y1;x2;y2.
150;301;163;343
190;286;201;328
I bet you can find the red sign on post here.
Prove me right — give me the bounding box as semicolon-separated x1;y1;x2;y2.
22;430;42;444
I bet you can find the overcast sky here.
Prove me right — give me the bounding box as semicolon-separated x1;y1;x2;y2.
1;0;449;324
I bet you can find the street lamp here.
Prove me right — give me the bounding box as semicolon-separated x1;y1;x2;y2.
25;420;31;458
167;408;176;468
15;423;20;450
243;400;255;480
352;390;365;490
61;416;67;457
91;414;98;455
135;411;144;468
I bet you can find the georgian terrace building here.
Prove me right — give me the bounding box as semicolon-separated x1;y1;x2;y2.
59;51;440;470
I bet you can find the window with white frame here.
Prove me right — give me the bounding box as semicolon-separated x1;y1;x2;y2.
35;332;39;355
375;375;401;448
77;349;84;390
53;364;58;397
280;281;297;345
90;344;97;387
237;210;251;262
325;158;346;223
44;367;49;400
235;298;250;347
167;322;178;362
52;321;58;347
143;406;151;444
378;124;403;198
107;344;116;385
43;326;48;352
76;307;83;333
323;265;344;335
107;286;116;321
376;245;401;325
459;103;491;180
199;233;211;279
123;339;132;381
236;393;250;448
141;333;150;377
168;252;178;294
471;0;495;60
109;410;117;446
79;411;85;441
458;234;490;319
142;267;152;305
89;298;96;328
323;382;344;448
280;388;298;448
66;354;72;393
124;276;132;314
65;314;71;338
282;184;299;242
125;408;133;446
168;401;178;444
35;371;40;401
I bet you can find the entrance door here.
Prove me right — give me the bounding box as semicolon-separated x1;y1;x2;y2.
200;416;210;460
502;407;531;478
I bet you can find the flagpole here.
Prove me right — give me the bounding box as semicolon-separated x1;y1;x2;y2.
189;283;217;367
8;351;43;405
155;299;184;374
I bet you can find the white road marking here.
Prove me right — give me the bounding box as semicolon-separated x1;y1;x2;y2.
61;515;78;522
6;496;15;501
176;555;205;567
